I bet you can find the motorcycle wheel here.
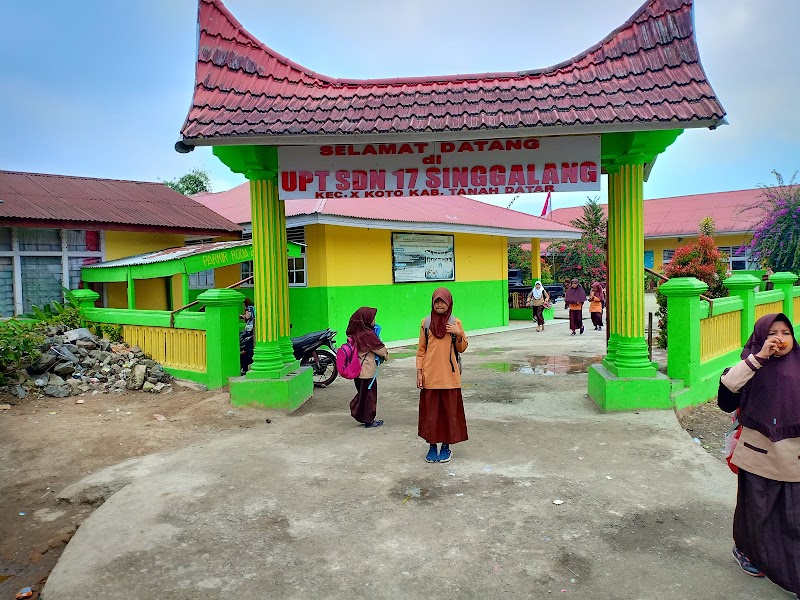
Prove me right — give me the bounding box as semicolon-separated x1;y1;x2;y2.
301;348;338;388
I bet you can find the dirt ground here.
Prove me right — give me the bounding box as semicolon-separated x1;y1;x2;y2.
0;367;733;598
0;384;270;599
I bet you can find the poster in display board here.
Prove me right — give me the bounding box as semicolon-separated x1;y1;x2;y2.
391;233;455;283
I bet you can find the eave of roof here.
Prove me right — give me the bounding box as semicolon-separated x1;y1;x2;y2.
0;171;242;235
180;0;725;146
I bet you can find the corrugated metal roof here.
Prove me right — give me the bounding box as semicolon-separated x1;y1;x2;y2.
83;240;252;269
180;0;725;143
0;171;242;235
194;184;581;236
546;187;780;238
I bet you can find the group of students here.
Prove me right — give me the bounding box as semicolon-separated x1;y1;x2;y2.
527;279;606;335
345;287;468;464
343;284;800;595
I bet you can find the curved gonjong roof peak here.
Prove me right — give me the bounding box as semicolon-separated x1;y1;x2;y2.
179;0;726;146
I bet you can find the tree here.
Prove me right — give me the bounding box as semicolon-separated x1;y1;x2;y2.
508;244;532;284
163;169;212;196
746;171;800;273
655;220;729;348
550;196;608;289
569;195;606;242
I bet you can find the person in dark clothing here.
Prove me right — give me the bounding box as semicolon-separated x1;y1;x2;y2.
717;313;800;595
564;279;586;335
588;281;604;330
346;307;388;428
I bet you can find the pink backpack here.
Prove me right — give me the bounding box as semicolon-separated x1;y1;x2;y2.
336;336;364;379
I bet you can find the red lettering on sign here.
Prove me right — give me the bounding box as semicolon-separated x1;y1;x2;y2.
489;165;505;186
315;171;329;191
335;170;350;190
320;146;333;156
298;171;314;191
335;146;346;156
458;142;474;153
352;170;368;191
426;168;441;188
523;139;540;150
541;163;559;185
507;165;525;186
440;142;455;153
581;162;597;183
398;144;414;155
527;164;539;184
379;144;397;155
561;163;578;184
471;166;487;187
282;171;297;192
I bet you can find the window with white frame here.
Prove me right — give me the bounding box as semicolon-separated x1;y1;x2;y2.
0;227;104;316
717;245;756;271
662;249;675;265
239;226;307;287
189;269;215;289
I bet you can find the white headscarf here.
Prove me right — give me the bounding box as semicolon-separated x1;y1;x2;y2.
532;280;543;300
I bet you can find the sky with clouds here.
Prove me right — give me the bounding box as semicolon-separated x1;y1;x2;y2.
2;0;798;217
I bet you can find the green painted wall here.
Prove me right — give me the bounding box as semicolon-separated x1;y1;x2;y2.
288;280;505;344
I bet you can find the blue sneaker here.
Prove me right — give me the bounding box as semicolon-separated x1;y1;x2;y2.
364;420;383;428
438;445;452;463
732;546;765;577
425;445;438;463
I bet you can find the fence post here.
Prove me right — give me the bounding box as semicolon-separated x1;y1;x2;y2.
659;277;707;385
197;289;245;389
723;273;760;346
770;271;799;323
71;289;101;327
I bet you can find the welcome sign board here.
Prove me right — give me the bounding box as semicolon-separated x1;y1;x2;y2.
278;135;600;200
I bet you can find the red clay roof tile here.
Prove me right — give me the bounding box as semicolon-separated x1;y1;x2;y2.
180;0;725;144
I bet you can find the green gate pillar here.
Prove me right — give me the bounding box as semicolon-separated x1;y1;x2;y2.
658;277;708;386
197;288;245;389
213;145;313;411
72;289;100;327
723;273;760;346
588;162;671;411
770;272;799;323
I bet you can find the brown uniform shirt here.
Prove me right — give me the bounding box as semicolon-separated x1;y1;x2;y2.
415;317;468;389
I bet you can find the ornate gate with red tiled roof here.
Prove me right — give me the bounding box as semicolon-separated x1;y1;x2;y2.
175;0;726;411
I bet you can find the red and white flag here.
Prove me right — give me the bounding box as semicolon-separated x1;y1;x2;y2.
539;191;552;218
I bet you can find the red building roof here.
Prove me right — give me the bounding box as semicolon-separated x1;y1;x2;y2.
546;187;776;238
0;171;242;236
180;0;725;145
193;184;581;239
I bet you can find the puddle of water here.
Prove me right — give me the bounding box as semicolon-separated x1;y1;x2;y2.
479;356;603;375
526;355;605;375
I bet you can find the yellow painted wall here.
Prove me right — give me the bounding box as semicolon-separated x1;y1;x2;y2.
214;264;242;288
645;234;752;270
104;231;185;308
104;231;185;261
306;224;506;287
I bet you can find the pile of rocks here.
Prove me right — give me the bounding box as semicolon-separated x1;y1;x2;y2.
6;326;173;400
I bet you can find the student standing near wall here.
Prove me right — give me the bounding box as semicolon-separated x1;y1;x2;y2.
416;288;468;463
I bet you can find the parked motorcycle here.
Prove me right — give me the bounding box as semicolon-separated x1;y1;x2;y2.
240;327;338;387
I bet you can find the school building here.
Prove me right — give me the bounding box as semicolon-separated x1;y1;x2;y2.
0;170;242;316
543;188;767;271
193;186;581;342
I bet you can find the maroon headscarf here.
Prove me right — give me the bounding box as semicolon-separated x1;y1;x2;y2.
564;279;587;304
738;313;800;442
590;281;605;302
429;287;453;339
346;307;383;352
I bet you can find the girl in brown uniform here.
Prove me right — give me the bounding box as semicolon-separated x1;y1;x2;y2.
718;313;800;596
416;288;468;463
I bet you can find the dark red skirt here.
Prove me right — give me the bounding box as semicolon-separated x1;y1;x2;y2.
418;388;468;444
734;469;800;594
569;309;583;331
350;378;377;424
532;305;545;326
590;312;603;327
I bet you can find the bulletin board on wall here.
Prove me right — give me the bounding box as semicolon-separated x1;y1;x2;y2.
391;232;455;283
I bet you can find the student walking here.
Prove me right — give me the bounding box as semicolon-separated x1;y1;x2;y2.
589;281;604;330
565;279;586;335
416;288;468;463
526;281;550;332
346;307;388;428
717;313;800;596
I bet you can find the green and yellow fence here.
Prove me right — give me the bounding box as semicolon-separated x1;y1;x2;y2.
71;288;243;390
661;272;800;410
